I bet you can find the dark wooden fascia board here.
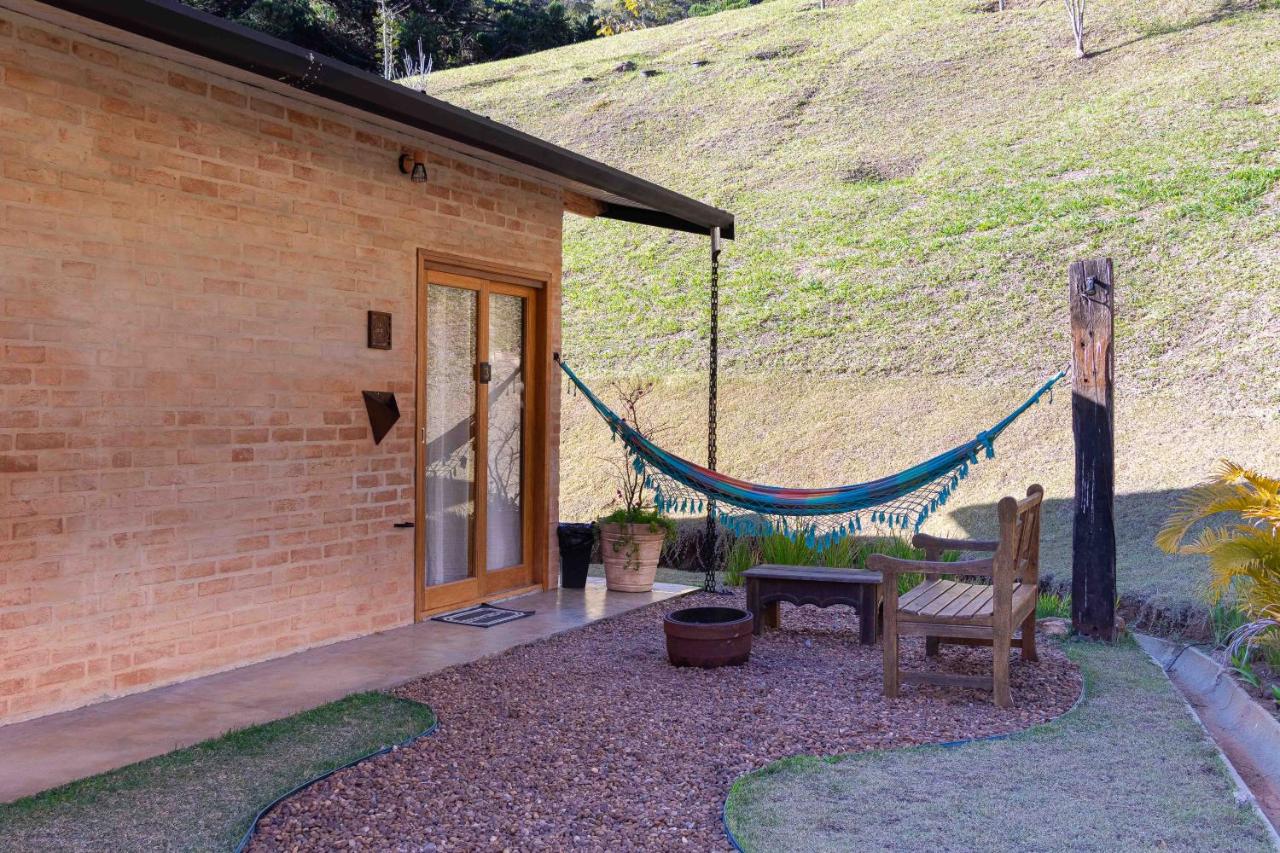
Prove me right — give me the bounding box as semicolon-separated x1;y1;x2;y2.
26;0;735;238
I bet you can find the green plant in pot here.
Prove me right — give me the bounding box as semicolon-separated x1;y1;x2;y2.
598;381;676;593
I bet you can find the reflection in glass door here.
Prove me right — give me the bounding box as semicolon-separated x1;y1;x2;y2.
424;285;477;588
486;292;525;571
418;267;536;616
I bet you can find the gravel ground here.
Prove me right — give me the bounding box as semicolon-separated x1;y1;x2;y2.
251;592;1081;851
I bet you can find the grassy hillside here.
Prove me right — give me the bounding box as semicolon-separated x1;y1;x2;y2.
434;0;1279;404
430;0;1280;610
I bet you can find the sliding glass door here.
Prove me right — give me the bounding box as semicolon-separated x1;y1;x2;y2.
418;268;536;614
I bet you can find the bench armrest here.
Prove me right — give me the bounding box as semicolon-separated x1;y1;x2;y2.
911;533;999;553
867;553;994;577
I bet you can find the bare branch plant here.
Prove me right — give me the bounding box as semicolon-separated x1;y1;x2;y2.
376;0;410;79
1064;0;1086;58
601;380;671;516
402;37;434;79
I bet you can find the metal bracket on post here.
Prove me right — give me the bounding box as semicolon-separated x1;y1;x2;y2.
703;226;722;593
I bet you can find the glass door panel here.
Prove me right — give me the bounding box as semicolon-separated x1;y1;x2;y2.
485;292;526;571
424;284;477;587
417;265;538;618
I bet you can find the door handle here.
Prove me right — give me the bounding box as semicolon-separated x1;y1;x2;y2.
394;522;415;529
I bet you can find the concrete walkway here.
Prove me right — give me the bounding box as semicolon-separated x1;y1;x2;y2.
0;579;691;802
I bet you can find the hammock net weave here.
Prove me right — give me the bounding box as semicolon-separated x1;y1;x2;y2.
560;360;1065;548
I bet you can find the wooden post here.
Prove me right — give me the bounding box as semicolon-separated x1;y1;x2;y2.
1069;258;1116;640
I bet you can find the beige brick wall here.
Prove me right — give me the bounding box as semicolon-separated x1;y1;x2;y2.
0;9;564;725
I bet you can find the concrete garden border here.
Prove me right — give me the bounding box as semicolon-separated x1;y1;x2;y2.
1136;633;1280;845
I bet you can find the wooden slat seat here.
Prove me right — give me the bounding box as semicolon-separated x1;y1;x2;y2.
898;579;1036;626
869;484;1046;707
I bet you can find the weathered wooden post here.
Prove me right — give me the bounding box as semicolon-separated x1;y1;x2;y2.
1069;258;1116;640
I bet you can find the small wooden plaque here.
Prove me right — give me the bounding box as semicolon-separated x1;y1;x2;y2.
367;310;392;350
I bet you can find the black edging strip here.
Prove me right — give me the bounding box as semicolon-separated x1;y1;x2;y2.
233;714;440;853
720;672;1089;851
722;800;747;853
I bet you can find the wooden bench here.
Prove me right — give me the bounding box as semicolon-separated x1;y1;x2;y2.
869;484;1044;707
743;564;883;645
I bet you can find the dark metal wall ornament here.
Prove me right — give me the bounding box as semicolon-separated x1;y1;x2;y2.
368;310;392;349
362;391;400;445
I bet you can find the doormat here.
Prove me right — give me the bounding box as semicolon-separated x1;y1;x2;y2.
431;603;535;628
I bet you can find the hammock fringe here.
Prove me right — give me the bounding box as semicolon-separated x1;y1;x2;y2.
562;360;1064;547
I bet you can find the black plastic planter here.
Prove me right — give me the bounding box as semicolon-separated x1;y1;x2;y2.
557;522;595;589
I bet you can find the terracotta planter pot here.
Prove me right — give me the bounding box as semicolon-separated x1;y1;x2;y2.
599;522;665;592
664;606;753;667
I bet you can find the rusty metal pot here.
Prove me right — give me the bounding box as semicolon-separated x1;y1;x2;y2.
663;606;753;667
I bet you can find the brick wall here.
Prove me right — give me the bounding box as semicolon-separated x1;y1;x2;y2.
0;9;564;725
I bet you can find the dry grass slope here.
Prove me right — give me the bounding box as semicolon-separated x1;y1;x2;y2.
563;375;1278;611
433;0;1280;402
430;0;1280;612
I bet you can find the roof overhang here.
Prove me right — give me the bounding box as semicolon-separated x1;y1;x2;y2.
8;0;735;239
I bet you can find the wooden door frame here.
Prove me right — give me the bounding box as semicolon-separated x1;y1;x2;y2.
414;249;550;620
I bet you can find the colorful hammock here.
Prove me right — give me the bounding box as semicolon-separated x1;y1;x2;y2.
559;359;1065;547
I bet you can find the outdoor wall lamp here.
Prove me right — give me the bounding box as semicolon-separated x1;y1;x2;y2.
398;152;427;183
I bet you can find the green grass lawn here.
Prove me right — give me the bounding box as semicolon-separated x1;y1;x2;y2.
0;693;435;853
589;563;706;587
725;638;1273;852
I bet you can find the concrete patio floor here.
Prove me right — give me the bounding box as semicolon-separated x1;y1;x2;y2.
0;578;691;803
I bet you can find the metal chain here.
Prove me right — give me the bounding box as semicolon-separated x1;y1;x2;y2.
703;228;721;592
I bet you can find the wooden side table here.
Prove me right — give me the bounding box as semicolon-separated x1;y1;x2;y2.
743;564;883;645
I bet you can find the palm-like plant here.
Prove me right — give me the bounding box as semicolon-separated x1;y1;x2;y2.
1157;461;1280;646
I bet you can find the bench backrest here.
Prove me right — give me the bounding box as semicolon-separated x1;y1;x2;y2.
995;484;1044;590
